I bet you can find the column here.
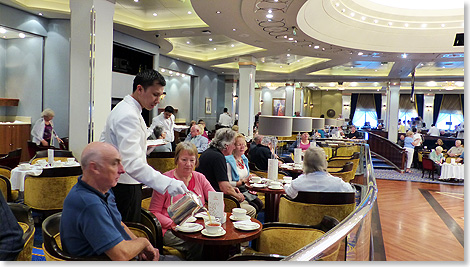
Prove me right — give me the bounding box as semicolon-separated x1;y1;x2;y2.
238;57;256;137
381;94;387;126
386;82;400;143
423;94;434;127
69;0;114;160
225;79;237;125
285;82;294;117
342;94;351;119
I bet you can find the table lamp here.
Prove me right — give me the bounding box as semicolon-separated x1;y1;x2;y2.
292;117;312;163
258;115;293;180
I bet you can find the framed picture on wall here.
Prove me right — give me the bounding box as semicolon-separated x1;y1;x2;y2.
205;98;212;114
272;98;286;116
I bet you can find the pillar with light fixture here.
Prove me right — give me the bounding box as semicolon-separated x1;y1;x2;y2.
285;82;295;116
385;82;400;143
238;57;257;137
423;94;435;127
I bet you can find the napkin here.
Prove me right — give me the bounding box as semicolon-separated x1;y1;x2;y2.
208;191;224;222
294;148;302;164
48;149;54;165
267;158;278;181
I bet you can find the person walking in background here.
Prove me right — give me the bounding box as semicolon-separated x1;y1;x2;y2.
100;69;187;223
31;108;63;147
428;124;440;136
218;108;232;128
404;131;420;173
148;105;181;152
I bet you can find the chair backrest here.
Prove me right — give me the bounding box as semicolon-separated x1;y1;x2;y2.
30;150;75;164
0;165;12;178
24;166;81;210
254;217;340;259
279;193;355;225
421;157;435;170
223;194;241;213
336;145;361;157
147;152;176;174
0;174;12;202
0;148;22;169
340;162;354;172
138;208;164;251
331;169;356;183
27;141;54;160
8;203;35;261
42;212;109;261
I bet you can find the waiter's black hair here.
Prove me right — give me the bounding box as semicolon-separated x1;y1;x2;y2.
164;106;175;114
133;69;166;92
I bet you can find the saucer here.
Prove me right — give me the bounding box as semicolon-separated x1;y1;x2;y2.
251;183;267;188
233;221;260;231
268;185;283;190
194;212;208;218
229;214;251;221
184;216;197;223
201;228;226;237
175;223;203;233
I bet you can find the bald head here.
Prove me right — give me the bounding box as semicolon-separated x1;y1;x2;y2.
81;142;118;170
455;140;461;147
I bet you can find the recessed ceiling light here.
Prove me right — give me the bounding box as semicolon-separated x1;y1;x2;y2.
213;48;217;50
350;12;355;17
186;41;190;44
280;66;283;68
18;33;25;38
288;37;293;41
216;11;221;14
0;28;6;34
268;9;273;14
401;53;407;58
161;68;165;72
153;13;157;16
134;0;138;2
388;22;393;26
341;9;345;12
314;45;319;49
361;16;366;20
335;3;340;7
266;14;273;19
322;48;325;51
182;74;186;77
169;71;173;74
231;44;234;47
404;23;409;27
209;38;212;41
187;11;192;15
38;13;43;16
358;52;363;55
232;28;236;31
176;72;180;76
441;24;445;27
374;19;379;23
421;23;427;28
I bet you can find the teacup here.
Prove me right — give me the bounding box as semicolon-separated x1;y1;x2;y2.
66;158;75;163
53;161;64;167
251;176;261;183
205;221;222;234
202;215;217;224
232;208;247;220
283;176;292;184
19;163;30;170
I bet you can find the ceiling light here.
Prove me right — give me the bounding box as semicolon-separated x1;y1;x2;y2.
0;28;6;34
187;11;192;15
335;3;340;7
134;0;138;2
18;33;25;38
266;14;273;19
38;13;43;16
288;37;294;41
455;82;464;87
388;22;393;26
168;71;173;74
213;48;217;50
374;19;379;23
350;12;355;17
232;28;236;31
209;38;212;41
375;70;377;72
280;66;283;68
314;45;319;49
268;9;273;14
358;52;363;55
341;9;345;12
322;48;325;51
161;68;165;72
153;13;157;16
427;81;437;86
186;41;190;44
176;72;180;76
401;53;407;58
216;11;221;14
231;44;234;47
287;54;290;56
361;16;366;20
182;74;186;77
421;23;427;28
404;23;409;27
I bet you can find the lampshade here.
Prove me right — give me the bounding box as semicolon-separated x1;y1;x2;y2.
258;115;293;137
312;118;325;129
324;118;337;126
336;119;345;127
292;117;312;133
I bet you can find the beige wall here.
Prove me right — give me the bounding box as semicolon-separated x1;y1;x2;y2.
302;89;342;118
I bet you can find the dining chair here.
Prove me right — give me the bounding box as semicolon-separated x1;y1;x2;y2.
328;153;360;176
29;150;75;164
8;203;35;261
42;212;110;261
0;166;19;202
23;166;81;212
421;157;437;179
335;145;361;157
223;194;241;213
0;148;22;169
246;216;340;260
278;192;355;226
147;151;176;174
329;168;356;183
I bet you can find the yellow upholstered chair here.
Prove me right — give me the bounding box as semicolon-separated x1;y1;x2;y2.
336;145;360;157
147;152;176;174
247;216;340;260
0;165;12;178
0;174;19;202
328;152;360;176
278;192;355;226
320;146;333;160
42;213;110;261
8;203;35;261
224;194;241;213
330;169;356;183
24;166;81;211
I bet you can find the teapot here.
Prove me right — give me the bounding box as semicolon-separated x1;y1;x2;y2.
167;191;205;225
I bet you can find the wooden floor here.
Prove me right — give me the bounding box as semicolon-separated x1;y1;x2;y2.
374;179;464;261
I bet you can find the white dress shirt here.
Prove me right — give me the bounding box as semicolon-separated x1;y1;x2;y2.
428;126;440;136
218;112;232;127
284;171;354;199
148;112;176;142
100;95;173;193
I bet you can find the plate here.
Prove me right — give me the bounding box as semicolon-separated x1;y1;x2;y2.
147;139;167;146
201;228;226;237
268;186;284;190
184;216;197;223
233;221;261;231
251;183;266;188
175;223;203;233
194;212;208;218
229;214;251;221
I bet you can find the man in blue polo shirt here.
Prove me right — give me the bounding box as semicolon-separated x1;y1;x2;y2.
60;142;159;261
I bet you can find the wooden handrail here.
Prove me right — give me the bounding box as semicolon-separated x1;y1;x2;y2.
367;131;406;171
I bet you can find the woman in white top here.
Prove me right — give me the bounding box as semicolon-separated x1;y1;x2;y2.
225;134;263;215
284;146;354;199
31;108;62;147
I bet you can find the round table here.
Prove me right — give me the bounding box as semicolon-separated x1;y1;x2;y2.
439;163;464;180
171;213;262;261
246;182;285;222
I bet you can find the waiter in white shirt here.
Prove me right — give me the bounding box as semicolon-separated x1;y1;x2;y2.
100;69;188;223
218;107;232;128
148;105;178;151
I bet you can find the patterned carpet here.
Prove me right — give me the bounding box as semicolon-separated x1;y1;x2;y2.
373;167;464;186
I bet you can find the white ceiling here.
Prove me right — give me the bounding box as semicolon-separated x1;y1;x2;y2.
0;0;464;92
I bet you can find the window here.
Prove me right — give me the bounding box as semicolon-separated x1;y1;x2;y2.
435;95;464;130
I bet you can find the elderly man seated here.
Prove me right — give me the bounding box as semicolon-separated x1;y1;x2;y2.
284;146;355;199
185;124;209;153
447;140;464;157
248;136;278;171
60;142;167;261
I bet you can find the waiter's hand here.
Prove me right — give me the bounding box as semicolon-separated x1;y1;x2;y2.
167;179;188;196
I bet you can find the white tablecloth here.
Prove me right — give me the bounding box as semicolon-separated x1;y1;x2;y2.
439;163;464;180
10;162;81;191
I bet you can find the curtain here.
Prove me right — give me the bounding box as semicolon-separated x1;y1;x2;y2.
460;94;464;116
349;93;359;121
433;94;443;124
415;94;424;118
374;94;382;120
440;94;462;112
436;94;464;129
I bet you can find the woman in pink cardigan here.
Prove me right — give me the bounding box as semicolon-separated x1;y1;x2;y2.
149;142;215;260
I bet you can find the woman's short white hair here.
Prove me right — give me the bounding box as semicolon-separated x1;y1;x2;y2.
41;108;55;118
303;146;328;173
435;146;443;153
